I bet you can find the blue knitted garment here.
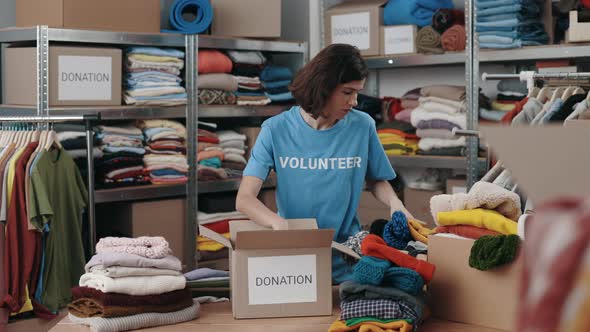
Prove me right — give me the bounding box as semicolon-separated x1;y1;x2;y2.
383;267;425;295
352;256;391;286
383;211;412;250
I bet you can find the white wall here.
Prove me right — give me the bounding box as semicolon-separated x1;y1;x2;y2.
0;0;16;28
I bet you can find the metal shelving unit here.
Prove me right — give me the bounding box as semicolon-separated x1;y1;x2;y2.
95;176;277;203
0;26;306;269
364;43;590;69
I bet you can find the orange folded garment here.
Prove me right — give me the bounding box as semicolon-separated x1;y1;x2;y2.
435;225;502;239
198;50;233;74
197;150;225;162
441;24;466;51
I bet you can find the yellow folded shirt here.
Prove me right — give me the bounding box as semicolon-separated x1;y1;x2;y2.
491;101;516;112
197;232;229;251
437;209;518;235
329;320;413;332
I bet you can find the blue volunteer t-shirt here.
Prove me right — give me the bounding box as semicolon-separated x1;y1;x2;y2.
243;106;396;283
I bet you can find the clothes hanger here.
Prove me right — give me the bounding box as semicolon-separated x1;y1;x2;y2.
573;87;585;95
585;88;590;101
536;86;552;103
561;86;575;100
549;87;566;103
527;86;540;98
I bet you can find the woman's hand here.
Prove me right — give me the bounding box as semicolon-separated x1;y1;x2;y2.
390;198;415;220
271;218;290;231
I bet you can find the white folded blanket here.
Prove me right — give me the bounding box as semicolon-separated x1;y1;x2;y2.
96;236;171;259
419;96;466;111
79;273;186;295
430;181;522;223
418;137;466;151
88;265;182;278
68;301;199;332
126;86;186;97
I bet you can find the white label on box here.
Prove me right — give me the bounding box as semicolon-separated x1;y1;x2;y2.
384;25;415;55
58;56;112;101
248;254;317;305
331;12;370;50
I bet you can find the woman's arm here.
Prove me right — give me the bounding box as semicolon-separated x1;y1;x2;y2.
366;179;414;219
236;176;288;230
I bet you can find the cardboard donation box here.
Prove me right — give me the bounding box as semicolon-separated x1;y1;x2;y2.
16;0;160;33
211;0;281;38
2;46;122;106
325;0;388;56
428;235;522;331
199;219;358;319
380;25;417;56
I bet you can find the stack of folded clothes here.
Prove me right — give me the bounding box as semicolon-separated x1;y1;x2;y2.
411;85;468;156
217;130;248;166
68;237;199;331
185;268;231;299
124;47;186;106
198;128;228;181
430;181;522;270
198;50;236;105
477;0;548;49
226;50;271;106
377;121;419;156
482;80;529;124
383;0;454;27
197;211;249;262
394;88;421;123
330;211;436;332
137;120;188;185
95;124;149;188
55;123;102;180
261;65;295;104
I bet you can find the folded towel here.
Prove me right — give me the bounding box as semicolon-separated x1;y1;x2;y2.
260;65;293;82
127;54;183;65
96;237;171;259
198;50;233;74
197;73;238;92
126;47;185;58
416;26;444;54
85;252;182;272
79;273;186;295
441;24;466;51
419;137;466;150
68;301;199;332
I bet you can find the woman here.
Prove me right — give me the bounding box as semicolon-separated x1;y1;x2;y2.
236;44;413;283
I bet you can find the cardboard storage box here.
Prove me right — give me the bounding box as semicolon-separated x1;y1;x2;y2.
2;45;122;106
324;0;387;56
428;235;522;331
238;126;262;160
357;191;390;229
380;25;417;56
403;188;443;227
16;0;160;33
200;219;358;319
211;0;281;38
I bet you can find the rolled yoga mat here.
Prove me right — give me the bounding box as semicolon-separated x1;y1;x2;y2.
163;0;213;34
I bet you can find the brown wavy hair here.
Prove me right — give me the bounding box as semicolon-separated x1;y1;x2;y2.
289;44;368;119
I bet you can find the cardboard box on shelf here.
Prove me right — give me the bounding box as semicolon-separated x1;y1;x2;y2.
428;235;522;331
16;0;160;33
237;126;262;160
324;0;388;56
199;219;359;319
403;187;443;227
380;25;417;56
446;177;467;195
2;45;122;106
211;0;281;38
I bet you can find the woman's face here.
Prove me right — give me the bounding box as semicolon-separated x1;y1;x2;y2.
322;79;366;120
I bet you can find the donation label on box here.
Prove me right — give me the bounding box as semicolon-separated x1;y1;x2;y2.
383;25;416;55
247;254;317;305
58;55;112;101
331;12;371;50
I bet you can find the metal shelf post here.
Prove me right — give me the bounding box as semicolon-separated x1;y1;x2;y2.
186;34;198;270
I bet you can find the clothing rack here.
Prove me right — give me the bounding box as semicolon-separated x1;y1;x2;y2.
482;71;590;89
0;114;100;251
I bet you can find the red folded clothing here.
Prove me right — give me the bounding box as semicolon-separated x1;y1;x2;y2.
361;234;436;283
203;218;249;234
435;225;501;239
198;136;220;144
198;50;232;74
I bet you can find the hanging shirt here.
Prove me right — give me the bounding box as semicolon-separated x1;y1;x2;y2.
243;107;396;283
30;149;87;312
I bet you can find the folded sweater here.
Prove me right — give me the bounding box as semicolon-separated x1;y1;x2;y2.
96;237;171;259
85;252;182;272
79;273;186;296
436;209;518;235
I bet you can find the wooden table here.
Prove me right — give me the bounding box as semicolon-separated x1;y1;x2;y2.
48;301;506;332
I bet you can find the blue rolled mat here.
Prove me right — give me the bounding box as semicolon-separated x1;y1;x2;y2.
163;0;213;34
